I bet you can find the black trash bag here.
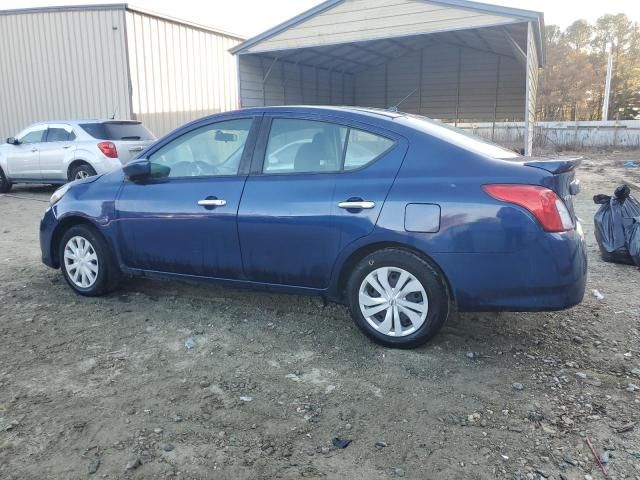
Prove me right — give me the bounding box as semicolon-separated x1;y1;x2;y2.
625;217;640;267
593;185;640;265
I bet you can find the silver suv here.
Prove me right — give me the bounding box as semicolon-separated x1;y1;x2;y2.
0;120;155;193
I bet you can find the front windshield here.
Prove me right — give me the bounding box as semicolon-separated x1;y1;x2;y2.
403;114;520;160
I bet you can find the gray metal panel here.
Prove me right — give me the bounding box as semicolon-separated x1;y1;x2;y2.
125;9;242;136
0;8;131;139
243;0;518;54
524;21;539;155
231;0;544;64
354;42;525;123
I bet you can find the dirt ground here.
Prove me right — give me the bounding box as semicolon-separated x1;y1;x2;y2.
1;152;639;480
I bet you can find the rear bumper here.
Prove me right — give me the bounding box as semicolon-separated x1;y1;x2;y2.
435;225;588;312
40;207;58;268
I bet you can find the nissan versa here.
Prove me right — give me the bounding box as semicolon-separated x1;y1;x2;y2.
40;106;587;348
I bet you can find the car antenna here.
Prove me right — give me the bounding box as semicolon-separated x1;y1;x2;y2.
109;108;116;120
388;88;418;113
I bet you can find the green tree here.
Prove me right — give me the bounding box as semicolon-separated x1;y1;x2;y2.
537;15;640;121
563;20;592;51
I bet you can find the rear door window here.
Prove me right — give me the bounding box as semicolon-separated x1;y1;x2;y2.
80;122;155;141
263;118;393;174
46;127;75;142
344;129;394;171
264;119;347;174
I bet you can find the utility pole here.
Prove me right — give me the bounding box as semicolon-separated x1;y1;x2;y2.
602;42;614;121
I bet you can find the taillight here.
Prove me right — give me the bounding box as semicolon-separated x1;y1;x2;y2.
483;184;574;232
97;141;118;159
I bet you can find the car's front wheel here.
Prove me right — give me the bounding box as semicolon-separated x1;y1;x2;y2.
59;224;119;296
0;167;12;193
347;249;449;348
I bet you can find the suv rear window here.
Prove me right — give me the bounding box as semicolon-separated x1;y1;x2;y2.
80;122;155;141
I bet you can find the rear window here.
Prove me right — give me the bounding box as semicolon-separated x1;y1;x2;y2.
80;122;155;141
404;114;520;160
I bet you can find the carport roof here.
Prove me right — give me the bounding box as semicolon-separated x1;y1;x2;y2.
230;0;545;64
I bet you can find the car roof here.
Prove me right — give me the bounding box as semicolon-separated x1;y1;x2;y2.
234;105;405;120
25;119;141;128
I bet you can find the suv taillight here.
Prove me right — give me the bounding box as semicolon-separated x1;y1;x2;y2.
483;184;574;232
97;141;118;158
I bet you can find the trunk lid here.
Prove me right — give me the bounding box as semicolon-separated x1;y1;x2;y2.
113;140;154;164
524;157;582;219
79;120;156;164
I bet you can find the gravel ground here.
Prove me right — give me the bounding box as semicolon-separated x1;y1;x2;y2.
0;152;639;480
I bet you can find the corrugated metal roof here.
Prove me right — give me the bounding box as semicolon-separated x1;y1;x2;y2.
230;0;544;63
0;3;246;40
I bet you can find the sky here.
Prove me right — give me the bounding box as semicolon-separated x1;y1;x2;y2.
3;0;640;38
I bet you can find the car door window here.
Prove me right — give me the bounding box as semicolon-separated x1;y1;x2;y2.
19;128;46;144
343;129;395;171
263;119;394;174
46;127;75;142
264;119;348;174
149;119;252;178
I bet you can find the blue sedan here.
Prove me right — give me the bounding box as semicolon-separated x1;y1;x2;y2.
40;106;587;348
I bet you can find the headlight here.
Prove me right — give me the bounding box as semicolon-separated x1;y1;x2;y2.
50;184;71;206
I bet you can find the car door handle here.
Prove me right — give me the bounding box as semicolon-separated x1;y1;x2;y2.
198;199;226;207
31;148;38;152
338;200;375;209
62;145;71;149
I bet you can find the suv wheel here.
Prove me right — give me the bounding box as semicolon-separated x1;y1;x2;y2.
347;249;449;348
59;224;119;296
0;167;12;193
70;164;97;181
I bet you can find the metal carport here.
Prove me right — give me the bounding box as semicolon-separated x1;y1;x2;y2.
230;0;544;155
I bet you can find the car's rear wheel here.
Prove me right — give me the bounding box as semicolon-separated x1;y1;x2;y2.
347;248;449;348
0;167;12;193
70;163;97;181
59;224;119;296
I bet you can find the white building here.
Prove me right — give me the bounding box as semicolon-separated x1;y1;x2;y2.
232;0;544;155
0;4;243;138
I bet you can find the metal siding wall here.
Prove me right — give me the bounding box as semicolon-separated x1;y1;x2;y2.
125;10;241;136
355;43;525;122
245;0;516;53
0;8;130;139
238;55;355;108
458;121;640;150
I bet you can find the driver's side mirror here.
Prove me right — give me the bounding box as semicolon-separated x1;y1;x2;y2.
6;137;20;145
123;158;151;180
123;158;171;181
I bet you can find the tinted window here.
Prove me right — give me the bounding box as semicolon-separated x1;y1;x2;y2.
19;128;46;144
264;119;347;174
80;121;155;141
149;118;252;178
344;129;394;171
46;127;75;142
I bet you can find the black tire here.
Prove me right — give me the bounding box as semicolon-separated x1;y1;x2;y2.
69;163;97;181
346;248;449;348
0;167;12;193
58;224;120;296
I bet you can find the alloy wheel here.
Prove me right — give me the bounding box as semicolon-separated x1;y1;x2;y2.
75;170;90;180
358;267;429;337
